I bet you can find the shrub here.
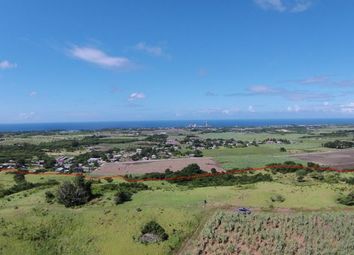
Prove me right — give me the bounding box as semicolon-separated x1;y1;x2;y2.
140;221;168;242
13;173;26;184
270;194;285;203
104;177;113;183
338;191;354;206
114;191;132;205
57;176;93;207
280;147;287;152
45;191;55;203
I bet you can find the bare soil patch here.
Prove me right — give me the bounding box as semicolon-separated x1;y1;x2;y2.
91;157;223;176
292;149;354;169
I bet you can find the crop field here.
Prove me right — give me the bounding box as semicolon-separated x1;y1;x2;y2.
184;210;354;255
292;149;354;169
92;157;223;176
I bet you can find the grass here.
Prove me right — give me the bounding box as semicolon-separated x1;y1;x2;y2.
1;170;353;255
203;145;306;169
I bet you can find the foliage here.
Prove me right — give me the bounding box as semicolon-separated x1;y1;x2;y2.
114;191;132;205
323;140;354;149
57;176;93;207
128;163;272;187
338;191;354;206
45;191;55;203
140;221;168;242
145;134;168;143
270;194;285;202
194;211;354;255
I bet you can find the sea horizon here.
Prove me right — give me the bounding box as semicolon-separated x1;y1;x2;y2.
1;118;354;132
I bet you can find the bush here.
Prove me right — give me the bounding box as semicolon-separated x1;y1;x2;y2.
140;221;168;242
270;194;285;203
45;191;55;203
338;191;354;206
104;177;113;183
13;173;26;184
114;191;132;205
57;176;93;207
280;147;287;152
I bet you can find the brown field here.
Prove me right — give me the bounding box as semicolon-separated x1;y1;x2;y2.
91;157;223;176
292;148;354;169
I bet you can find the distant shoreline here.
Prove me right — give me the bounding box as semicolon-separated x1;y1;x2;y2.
1;118;354;132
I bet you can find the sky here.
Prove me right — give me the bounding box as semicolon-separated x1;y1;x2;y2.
1;0;354;123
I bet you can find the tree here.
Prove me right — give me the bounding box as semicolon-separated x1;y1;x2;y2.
57;176;93;207
280;147;287;152
114;191;132;205
13;173;26;184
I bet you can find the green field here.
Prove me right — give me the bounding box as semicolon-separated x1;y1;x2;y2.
1;169;353;255
1;126;354;254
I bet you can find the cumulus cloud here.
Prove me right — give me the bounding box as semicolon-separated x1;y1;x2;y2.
69;46;133;69
128;92;145;101
134;42;168;57
254;0;312;13
0;60;17;69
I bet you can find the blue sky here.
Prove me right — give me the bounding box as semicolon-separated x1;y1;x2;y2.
1;0;354;123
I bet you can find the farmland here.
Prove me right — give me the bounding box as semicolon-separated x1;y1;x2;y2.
184;211;354;255
1;125;354;254
92;157;222;176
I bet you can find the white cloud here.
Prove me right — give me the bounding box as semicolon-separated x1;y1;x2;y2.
287;105;301;112
254;0;286;12
249;85;278;94
291;0;312;12
340;102;354;113
129;92;145;101
70;46;133;69
19;112;36;120
254;0;312;13
134;42;167;57
248;105;256;112
0;60;17;69
29;91;37;97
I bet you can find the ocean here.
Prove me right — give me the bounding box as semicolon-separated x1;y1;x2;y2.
1;119;354;132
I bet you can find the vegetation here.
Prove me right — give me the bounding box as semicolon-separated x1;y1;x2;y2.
57;176;93;207
127;163;273;187
140;221;169;243
323;140;354;149
338;191;354;206
0;173;59;198
188;211;354;255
